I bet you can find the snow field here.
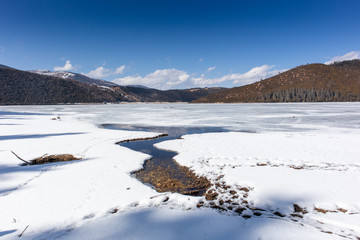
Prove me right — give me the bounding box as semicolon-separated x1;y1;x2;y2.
0;103;359;239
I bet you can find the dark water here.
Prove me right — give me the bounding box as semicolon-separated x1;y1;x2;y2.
104;124;228;165
102;124;229;195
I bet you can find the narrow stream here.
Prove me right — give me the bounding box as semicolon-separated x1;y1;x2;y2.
102;124;229;196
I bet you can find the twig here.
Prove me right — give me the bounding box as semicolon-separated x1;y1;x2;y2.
11;151;31;165
18;225;29;237
39;153;48;158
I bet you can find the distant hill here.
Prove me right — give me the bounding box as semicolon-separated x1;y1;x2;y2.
0;64;13;69
0;65;225;104
193;60;360;103
125;84;151;89
0;68;127;105
117;86;225;102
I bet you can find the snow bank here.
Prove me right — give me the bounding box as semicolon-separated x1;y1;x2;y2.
0;109;166;239
156;131;360;210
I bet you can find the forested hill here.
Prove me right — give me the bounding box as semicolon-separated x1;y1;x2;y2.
0;68;127;105
193;60;360;103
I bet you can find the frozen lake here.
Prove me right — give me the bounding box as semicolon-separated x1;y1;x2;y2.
1;102;360;240
2;102;360;133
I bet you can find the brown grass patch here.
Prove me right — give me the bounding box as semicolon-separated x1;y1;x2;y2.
314;207;330;214
338;208;348;213
133;161;211;196
290;165;305;170
314;207;338;214
29;154;81;165
116;134;168;144
12;151;81;166
256;163;267;166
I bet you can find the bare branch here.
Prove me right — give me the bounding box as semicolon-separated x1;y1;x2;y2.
18;225;29;237
11;151;31;165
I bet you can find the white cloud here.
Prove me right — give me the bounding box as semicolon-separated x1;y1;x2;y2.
84;65;126;78
192;65;285;87
115;65;126;74
325;51;360;65
198;58;204;62
113;69;190;90
112;65;285;90
54;60;74;71
86;66;112;78
207;66;216;72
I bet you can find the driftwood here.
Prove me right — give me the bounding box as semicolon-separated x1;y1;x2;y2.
11;151;31;165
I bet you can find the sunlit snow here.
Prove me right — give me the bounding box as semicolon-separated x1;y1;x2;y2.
0;103;359;239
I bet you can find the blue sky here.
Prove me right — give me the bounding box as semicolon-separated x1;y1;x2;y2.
1;0;360;89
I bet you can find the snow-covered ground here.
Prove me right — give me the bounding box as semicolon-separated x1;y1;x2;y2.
0;103;360;239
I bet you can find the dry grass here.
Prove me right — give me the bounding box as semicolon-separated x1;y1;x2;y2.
116;134;168;144
28;154;81;165
134;161;211;196
12;151;81;165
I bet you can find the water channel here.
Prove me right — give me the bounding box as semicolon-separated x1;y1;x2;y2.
103;124;229;196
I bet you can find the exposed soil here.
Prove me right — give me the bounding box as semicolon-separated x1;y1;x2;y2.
294;204;307;214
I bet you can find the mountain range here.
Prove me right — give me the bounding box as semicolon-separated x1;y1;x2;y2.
0;66;224;104
1;60;360;105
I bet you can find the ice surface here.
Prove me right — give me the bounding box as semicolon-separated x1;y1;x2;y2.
0;103;359;239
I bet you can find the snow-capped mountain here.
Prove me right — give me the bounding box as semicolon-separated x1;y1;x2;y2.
29;70;76;79
29;70;119;87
